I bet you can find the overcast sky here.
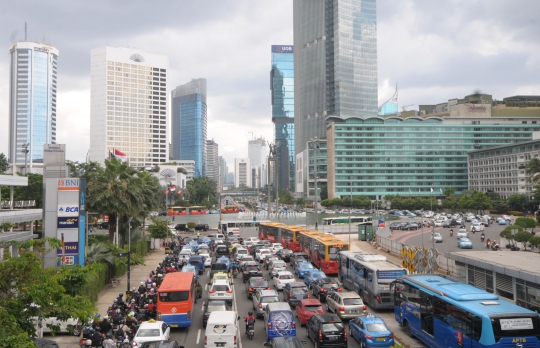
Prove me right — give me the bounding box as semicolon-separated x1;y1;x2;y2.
1;0;539;169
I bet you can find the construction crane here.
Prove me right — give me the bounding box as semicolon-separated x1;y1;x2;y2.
402;104;414;112
248;131;254;140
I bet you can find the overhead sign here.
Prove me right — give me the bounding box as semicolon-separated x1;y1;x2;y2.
58;179;80;191
57;217;79;229
57;242;79;255
58;205;80;217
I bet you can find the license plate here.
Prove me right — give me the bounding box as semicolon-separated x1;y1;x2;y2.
376;337;385;341
171;324;178;328
350;310;358;313
329;336;339;341
216;343;226;347
218;293;224;296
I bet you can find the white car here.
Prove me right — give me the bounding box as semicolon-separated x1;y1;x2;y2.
234;247;249;261
208;280;234;304
269;261;288;278
198;244;210;254
239;255;255;268
470;222;485;232
273;271;296;291
178;249;192;263
255;248;272;262
199;253;212;267
432;232;443;243
132;319;170;346
457;228;468;239
434;219;444;227
271;243;283;253
244;237;260;242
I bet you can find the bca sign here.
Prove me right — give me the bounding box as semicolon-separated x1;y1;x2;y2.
58;205;79;216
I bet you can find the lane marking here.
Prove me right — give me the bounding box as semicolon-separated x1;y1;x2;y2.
196;329;201;344
205;283;208;291
201;301;205;311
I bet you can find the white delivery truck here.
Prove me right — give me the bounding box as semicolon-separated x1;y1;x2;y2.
205;311;239;348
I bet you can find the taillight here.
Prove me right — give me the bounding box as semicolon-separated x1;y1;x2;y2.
157;311;161;320
266;287;270;290
344;329;347;339
205;336;207;346
187;310;192;319
365;334;372;340
249;287;254;291
209;290;216;293
292;322;296;328
278;280;281;283
338;306;345;311
226;290;232;293
375;295;381;304
258;303;262;308
289;292;293;298
363;305;367;311
321;288;327;293
337;287;342;292
244;271;248;274
307;293;310;298
267;323;272;328
389;333;394;339
318;329;323;341
234;335;237;346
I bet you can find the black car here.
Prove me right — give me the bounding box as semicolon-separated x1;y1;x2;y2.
203;300;228;327
311;278;342;301
405;222;419;230
246;277;270;299
290;252;309;265
215;245;230;258
264;337;306;348
195;224;209;231
396;222;409;230
282;282;309;307
277;249;294;262
140;341;184;348
306;314;347;348
243;262;263;283
443;219;460;228
389;222;401;230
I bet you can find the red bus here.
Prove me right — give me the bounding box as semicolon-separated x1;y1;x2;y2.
297;231;325;262
157;272;196;327
281;225;309;252
258;222;285;242
312;236;349;275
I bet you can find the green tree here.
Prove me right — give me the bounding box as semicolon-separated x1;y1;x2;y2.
320;199;332;208
507;194;530;211
0;251;95;345
148;217;170;240
85;243;115;265
0;153;8;173
1;173;45;208
529;236;540;252
526;157;540;184
186;177;217;208
514;231;533;250
469;190;492;211
295;198;306;208
279;189;294;205
514;217;538;233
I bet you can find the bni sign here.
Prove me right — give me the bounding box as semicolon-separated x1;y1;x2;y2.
58;179;79;191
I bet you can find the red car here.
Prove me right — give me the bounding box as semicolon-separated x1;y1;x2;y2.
295;299;325;326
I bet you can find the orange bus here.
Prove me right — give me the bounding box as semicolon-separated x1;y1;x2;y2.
157;272;196;327
297;231;325;262
188;206;207;215
168;206;187;216
221;204;239;214
280;225;309;252
258;222;286;242
312;236;349;275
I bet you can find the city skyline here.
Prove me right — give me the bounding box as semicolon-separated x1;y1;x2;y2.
0;1;539;166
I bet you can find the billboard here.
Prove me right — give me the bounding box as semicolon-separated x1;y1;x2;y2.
271;45;293;53
58;205;80;216
57;178;80;191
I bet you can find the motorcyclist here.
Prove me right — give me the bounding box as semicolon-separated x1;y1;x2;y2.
99;315;113;336
480;232;485;242
119;338;132;348
195;281;202;303
146;299;156;320
486;238;491;248
90;328;103;347
245;311;256;334
102;333;116;348
138;282;146;295
112;309;124;326
230;260;239;276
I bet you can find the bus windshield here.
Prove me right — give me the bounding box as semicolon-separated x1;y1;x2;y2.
159;291;189;302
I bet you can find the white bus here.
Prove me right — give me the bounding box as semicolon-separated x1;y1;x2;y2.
322;216;373;226
218;220;271;233
337;251;406;309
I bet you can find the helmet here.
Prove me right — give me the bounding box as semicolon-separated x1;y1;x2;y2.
148;299;153;303
140;281;144;285
144;304;148;308
119;293;123;297
124;339;129;343
113;299;118;303
150;289;155;294
131;299;136;303
95;313;101;318
248;311;253;315
89;328;95;333
116;309;121;314
152;282;156;286
103;315;109;320
127;313;132;318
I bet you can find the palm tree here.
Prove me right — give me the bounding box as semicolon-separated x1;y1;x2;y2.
526;158;540;184
85;243;114;264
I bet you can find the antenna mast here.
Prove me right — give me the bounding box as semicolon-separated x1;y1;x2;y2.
25;22;27;40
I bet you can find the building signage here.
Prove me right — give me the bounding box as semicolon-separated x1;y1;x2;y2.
56;254;78;267
56;242;79;255
34;46;49;53
467;105;487;113
57;217;79;228
272;45;294;53
58;205;80;216
58;179;80;191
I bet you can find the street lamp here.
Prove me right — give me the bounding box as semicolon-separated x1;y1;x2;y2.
21;143;29;175
127;216;133;293
349;175;353;245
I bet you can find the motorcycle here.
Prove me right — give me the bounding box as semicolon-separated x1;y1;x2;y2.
471;228;476;234
480;235;485;242
232;268;238;278
246;324;255;340
491;243;500;251
79;338;92;347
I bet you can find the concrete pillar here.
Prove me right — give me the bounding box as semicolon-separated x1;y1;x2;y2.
0;248;3;261
10;245;19;258
30;220;34;233
10;186;14;210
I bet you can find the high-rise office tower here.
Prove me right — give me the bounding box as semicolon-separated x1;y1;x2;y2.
171;78;207;177
248;138;268;188
89;47;169;167
219;156;227;186
206;139;219;184
293;0;378;155
234;158;252;188
8;41;59;171
271;45;295;190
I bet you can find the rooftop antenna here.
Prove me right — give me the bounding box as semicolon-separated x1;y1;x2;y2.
25;22;27;41
248;131;254;140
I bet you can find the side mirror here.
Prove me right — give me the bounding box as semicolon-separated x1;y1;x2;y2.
263;343;270;347
237;316;240;321
301;341;307;345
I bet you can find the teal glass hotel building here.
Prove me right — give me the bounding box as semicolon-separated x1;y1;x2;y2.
326;116;540;200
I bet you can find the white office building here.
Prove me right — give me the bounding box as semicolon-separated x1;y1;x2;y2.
248;138;268;188
89;47;169;167
206;139;219;183
234;158;252;188
8;41;59;173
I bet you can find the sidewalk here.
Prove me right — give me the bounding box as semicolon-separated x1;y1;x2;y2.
53;246;166;348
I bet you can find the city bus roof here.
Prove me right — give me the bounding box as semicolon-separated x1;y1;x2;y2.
158;272;194;292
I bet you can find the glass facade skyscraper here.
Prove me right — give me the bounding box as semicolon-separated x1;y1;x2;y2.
271;45;295;190
9;41;59;167
293;0;378;156
171;78;207;177
326;116;540;199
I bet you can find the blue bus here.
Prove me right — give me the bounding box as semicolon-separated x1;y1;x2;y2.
337;251;406;309
392;274;540;347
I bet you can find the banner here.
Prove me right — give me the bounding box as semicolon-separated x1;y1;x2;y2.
57;217;79;229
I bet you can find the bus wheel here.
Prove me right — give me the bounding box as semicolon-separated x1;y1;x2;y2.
405;321;415;338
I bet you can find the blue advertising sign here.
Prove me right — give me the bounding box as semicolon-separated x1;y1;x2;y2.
57;242;79;255
377;269;407;281
57;216;79;229
78;178;86;266
271;45;293;53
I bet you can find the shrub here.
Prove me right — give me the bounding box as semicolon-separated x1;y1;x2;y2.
507;211;523;216
186;221;196;229
80;262;109;302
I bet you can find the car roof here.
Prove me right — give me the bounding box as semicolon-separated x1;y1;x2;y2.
259;290;279;296
277;271;293;275
298;261;313;266
139;320;165;329
212;279;230;285
300;299;322;306
286;282;307;288
338;291;360;298
313;313;341;322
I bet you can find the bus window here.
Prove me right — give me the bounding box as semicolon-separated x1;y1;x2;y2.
159;291;189;302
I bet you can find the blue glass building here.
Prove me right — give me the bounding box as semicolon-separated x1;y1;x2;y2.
171;79;207;177
271;45;295;190
8;41;59;167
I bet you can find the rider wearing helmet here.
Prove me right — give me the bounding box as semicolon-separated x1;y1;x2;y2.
90;328;103;347
99;315;112;335
138;281;147;295
102;333;116;348
245;311;256;334
112;309;124;325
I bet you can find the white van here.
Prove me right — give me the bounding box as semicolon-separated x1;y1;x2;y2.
205;311;239;348
208;233;225;240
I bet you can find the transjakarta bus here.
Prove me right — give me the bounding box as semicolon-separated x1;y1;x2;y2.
258;222;286;242
392;274;540;347
322;216;373;226
297;231;325;262
157;272;196;327
281;225;309;252
337;251;406;309
218;220;271;234
312;236;349;275
167;206;207;216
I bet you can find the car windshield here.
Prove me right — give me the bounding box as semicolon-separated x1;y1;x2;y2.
301;263;314;269
366;323;388;332
212;285;229;291
207;304;226;311
280;274;294;280
136;329;160;337
282;250;292;254
322;284;338;290
213;264;227;270
261;296;280;303
460;238;471;242
343;298;362;305
291;288;307;294
322;323;344;332
434;233;441;237
250;280;268;287
305;305;323;312
238;250;248;254
246;266;259;271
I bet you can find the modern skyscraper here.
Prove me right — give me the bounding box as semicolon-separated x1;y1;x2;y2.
248;138;268;188
171;78;207;177
8;41;59;171
206;139;219;184
293;0;378;155
89;47;169;167
219;156;227;186
271;45;295;190
234;158;252;188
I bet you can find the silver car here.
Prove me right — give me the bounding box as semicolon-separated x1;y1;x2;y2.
209;280;234;305
252;289;280;318
270;260;288;278
325;291;367;319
